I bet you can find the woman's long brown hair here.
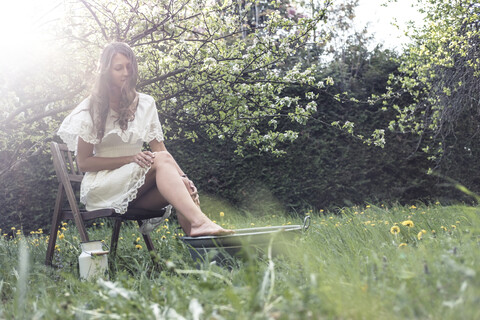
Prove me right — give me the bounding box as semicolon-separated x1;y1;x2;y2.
89;42;139;140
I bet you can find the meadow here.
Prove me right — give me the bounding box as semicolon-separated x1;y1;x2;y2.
0;201;479;319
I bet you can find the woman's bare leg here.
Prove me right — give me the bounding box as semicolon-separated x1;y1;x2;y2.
131;152;232;236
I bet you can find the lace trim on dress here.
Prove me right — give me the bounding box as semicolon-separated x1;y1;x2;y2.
80;166;150;214
114;166;150;214
58;119;100;152
144;122;164;142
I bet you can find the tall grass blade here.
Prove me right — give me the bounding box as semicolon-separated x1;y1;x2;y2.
14;238;29;318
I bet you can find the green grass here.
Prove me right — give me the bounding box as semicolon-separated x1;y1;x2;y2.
0;202;479;319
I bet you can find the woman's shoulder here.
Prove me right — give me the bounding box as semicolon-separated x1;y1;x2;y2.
70;96;92;115
78;96;91;107
138;92;155;105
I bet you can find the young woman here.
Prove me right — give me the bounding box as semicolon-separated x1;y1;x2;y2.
58;42;231;237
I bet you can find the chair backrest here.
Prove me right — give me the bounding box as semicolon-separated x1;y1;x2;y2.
50;141;89;240
51;142;83;183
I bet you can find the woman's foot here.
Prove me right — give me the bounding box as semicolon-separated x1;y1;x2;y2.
188;219;234;237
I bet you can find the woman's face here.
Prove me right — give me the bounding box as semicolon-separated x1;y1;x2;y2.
109;53;132;90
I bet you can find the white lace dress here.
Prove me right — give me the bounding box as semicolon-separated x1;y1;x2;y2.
57;93;164;214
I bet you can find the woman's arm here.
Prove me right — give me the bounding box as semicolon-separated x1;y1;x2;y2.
76;137;154;172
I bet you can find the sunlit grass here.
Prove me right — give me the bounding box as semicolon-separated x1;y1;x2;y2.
0;203;479;319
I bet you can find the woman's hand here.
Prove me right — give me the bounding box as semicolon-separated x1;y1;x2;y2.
132;151;155;168
182;176;200;206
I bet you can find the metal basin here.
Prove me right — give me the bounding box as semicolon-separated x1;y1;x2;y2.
180;216;310;265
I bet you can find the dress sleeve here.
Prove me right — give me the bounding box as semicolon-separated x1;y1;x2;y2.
57;98;100;152
141;94;164;143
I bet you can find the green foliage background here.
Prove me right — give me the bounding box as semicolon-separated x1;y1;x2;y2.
169;45;471;216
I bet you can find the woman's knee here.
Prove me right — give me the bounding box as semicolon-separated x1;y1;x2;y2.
152;151;175;168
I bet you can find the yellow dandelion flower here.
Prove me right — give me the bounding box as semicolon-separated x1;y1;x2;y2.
441;226;447;231
136;237;141;242
61;227;67;231
100;222;104;226
451;225;456;229
435;201;440;205
250;223;255;226
58;233;65;240
120;237;124;240
417;231;423;240
11;227;15;230
165;218;169;222
220;212;225;217
30;231;35;234
135;244;142;249
421;229;427;234
390;226;400;234
401;220;414;228
320;209;324;213
62;222;68;226
212;220;217;223
410;205;417;209
161;235;166;240
398;243;407;248
366;205;371;208
354;211;359;215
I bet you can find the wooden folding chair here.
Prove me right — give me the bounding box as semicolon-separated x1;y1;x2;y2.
45;141;168;266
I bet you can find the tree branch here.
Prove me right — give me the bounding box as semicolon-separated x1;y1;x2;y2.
138;68;186;88
79;0;110;41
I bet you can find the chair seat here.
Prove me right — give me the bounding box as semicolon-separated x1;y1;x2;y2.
62;208;167;221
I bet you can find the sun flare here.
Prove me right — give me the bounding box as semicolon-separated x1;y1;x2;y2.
0;0;61;66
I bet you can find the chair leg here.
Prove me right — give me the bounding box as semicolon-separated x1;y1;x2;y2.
110;218;122;260
137;220;160;268
45;185;64;266
137;220;155;251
